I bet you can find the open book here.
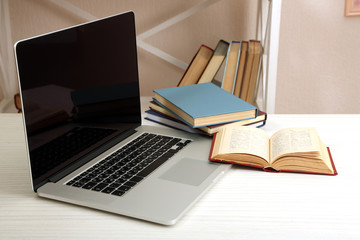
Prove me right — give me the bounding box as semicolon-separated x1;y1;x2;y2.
209;126;337;175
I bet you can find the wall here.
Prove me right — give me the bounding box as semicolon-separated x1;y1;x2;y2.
276;0;360;113
6;0;259;98
4;0;360;114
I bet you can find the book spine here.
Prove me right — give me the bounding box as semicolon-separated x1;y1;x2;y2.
231;42;242;94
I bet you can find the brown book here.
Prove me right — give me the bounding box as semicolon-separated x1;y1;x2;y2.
177;45;213;86
197;40;229;84
239;41;255;101
245;41;262;104
233;41;248;98
221;41;241;93
209;126;337;175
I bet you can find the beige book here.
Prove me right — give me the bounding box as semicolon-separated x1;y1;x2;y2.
197;40;229;84
221;41;241;93
178;45;213;86
239;41;255;100
245;41;262;104
233;41;248;98
210;126;337;175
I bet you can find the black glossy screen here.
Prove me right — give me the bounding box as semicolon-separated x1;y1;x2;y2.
15;12;141;189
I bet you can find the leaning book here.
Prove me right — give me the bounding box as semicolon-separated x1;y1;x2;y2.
177;44;213;86
209;126;337;175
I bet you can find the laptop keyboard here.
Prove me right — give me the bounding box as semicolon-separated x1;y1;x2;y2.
66;133;191;196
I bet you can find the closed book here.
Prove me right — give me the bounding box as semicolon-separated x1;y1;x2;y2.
148;102;267;135
240;40;255;100
233;41;248;97
245;41;262;104
153;82;257;128
145;110;206;135
177;45;213;86
221;41;241;94
197;40;229;84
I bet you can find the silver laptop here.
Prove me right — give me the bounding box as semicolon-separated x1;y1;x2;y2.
14;11;230;225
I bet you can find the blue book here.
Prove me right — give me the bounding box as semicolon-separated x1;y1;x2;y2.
153;82;257;128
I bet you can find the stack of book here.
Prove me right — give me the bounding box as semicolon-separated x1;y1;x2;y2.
146;39;267;135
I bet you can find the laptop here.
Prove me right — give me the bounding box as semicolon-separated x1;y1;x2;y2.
14;11;230;225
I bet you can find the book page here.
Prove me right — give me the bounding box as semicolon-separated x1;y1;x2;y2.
219;126;270;162
269;128;321;163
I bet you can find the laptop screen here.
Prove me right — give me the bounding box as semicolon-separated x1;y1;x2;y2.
15;12;142;190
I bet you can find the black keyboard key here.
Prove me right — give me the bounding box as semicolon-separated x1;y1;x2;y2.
66;180;76;185
92;183;108;191
72;182;84;187
73;175;82;181
98;173;110;179
93;177;106;183
184;140;192;145
123;173;134;179
121;165;132;171
114;177;127;184
110;183;122;188
91;169;103;175
102;187;115;194
116;168;127;175
85;172;98;179
128;168;140;175
108;174;120;180
111;190;125;196
130;176;143;183
118;185;131;192
137;155;169;177
169;138;181;145
161;150;177;159
82;182;97;189
102;178;115;184
104;169;115;175
123;181;137;187
114;161;127;168
128;161;138;167
77;177;91;185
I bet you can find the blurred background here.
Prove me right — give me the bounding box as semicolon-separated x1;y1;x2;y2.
1;0;360;113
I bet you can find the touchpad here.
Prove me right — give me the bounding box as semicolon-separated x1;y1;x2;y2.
160;158;218;186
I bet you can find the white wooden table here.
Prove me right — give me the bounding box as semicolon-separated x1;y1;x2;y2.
1;108;359;239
